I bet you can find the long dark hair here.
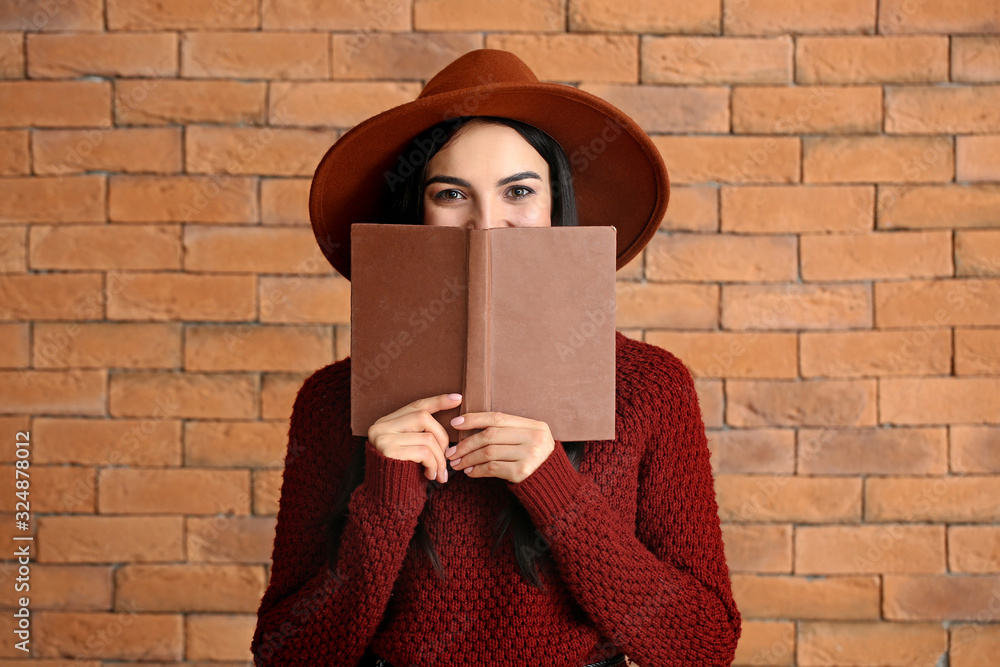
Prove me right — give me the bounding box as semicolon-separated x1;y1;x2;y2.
325;116;587;590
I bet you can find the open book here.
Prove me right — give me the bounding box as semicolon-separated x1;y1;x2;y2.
350;223;616;443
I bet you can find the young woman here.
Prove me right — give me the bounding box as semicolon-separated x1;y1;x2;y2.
251;49;741;667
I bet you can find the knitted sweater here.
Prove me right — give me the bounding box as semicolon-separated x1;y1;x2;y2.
251;330;741;666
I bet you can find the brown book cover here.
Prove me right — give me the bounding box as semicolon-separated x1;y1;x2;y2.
350;223;616;443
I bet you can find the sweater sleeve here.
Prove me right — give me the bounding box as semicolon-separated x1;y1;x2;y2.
251;363;429;666
504;350;741;666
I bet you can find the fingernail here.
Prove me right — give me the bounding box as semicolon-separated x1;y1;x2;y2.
445;446;456;457
442;469;448;483
452;457;461;466
463;466;473;474
448;393;462;400
451;416;464;426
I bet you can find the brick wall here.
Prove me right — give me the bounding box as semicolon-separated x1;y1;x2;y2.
1;0;998;664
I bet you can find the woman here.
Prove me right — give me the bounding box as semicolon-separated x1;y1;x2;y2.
251;49;740;667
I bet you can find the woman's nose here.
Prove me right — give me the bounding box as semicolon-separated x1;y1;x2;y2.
468;199;505;229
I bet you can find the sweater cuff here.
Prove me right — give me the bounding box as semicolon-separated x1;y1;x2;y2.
505;441;585;525
360;439;427;509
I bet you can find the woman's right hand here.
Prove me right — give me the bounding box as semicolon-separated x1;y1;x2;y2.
367;392;462;484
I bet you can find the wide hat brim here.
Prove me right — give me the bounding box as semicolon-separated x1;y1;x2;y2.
309;49;669;280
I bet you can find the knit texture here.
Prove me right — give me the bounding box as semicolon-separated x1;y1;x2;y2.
251;331;741;666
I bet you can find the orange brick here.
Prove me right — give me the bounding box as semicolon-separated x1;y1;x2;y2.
734;621;795;666
653;136;800;184
30;224;181;271
0;175;105;223
260;372;311;421
34;611;182;660
263;0;411;30
804;136;954;184
957;136;1000;182
485;34;638;83
956;228;1000;275
577;84;728;133
796;36;949;84
33;417;182;466
107;0;258;29
0;31;22;77
721;283;872;330
570;0;718;33
646;232;796;282
115;78;266;126
0;564;111;610
109;371;257;419
951;624;1000;667
953;36;1000;83
801;230;952;281
662;186;718;232
333;32;481;80
4;464;95;513
187;515;276;563
801;329;951;377
951;426;1000;472
956;328;1000;375
0;0;103;31
615;282;718;329
879;0;1000;34
708;428;795;473
99;468;250;515
185;324;332;372
38;516;183;563
105;273;256;322
796;525;946;574
335;323;351;360
875;279;1000;327
181;31;327;79
722;185;873;233
32;128;182;175
252;468;282;514
0;323;28;367
185;126;339;177
695;378;724;428
879;185;1000;230
417;0;560;30
260;275;351;323
733;85;881;134
722;523;792;573
0;224;25;272
715;475;862;522
642;36;792;84
727;379;876;427
798;622;946;666
26;32;177;78
0;80;109;128
186;613;256;661
949;526;1000;573
0;129;29;175
725;0;875;35
184;226;332;274
647;332;797;379
798;426;948;475
884;575;1000;621
866;476;1000;522
732;575;879;620
270;81;420;127
887;86;1000;134
109;175;258;224
115;564;264;612
0;369;104;415
0;273;103;320
261;178;310;226
32;322;181;369
882;377;1000;425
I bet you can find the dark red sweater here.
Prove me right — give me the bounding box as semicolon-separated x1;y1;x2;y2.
251;330;740;666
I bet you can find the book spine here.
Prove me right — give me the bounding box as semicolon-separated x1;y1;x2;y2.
463;230;492;427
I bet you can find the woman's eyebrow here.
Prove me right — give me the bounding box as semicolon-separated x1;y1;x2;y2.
497;171;541;186
424;175;472;188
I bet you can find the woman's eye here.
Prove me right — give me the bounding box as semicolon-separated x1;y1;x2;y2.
434;189;464;200
507;185;534;199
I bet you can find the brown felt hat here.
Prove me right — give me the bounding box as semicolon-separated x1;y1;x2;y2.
309;48;669;280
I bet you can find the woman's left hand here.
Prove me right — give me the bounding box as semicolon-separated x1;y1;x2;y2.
445;411;555;483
